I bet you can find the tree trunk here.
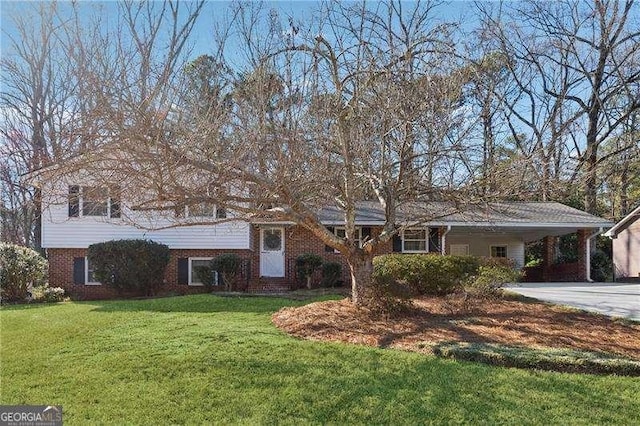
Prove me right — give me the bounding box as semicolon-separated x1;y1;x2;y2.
347;252;375;307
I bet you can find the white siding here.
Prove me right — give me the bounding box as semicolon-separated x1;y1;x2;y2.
445;232;525;268
41;181;251;249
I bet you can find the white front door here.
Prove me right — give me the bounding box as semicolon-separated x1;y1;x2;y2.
260;227;285;277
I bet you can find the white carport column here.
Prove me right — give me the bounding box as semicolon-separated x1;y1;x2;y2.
441;225;451;255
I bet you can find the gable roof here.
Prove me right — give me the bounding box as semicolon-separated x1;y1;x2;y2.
318;201;613;228
604;204;640;237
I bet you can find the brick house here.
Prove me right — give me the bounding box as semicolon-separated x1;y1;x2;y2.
604;204;640;282
32;169;612;299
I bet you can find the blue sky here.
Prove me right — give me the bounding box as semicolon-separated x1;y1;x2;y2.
1;1;474;59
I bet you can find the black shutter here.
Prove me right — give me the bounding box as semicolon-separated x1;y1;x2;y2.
325;226;335;252
361;227;371;242
73;257;85;285
392;234;402;252
68;185;80;217
429;228;441;253
177;258;189;285
110;186;121;218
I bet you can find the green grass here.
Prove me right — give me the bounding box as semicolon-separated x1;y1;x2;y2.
2;295;639;425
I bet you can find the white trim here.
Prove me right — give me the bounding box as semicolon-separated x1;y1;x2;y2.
85;257;101;285
188;257;219;286
489;244;508;258
604;205;640;237
402;228;429;253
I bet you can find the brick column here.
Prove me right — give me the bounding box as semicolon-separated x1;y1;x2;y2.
576;229;589;281
542;236;555;282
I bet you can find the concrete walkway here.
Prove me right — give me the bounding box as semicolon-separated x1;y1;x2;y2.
505;282;640;321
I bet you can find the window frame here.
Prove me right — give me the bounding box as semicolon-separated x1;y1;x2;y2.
73;186;119;219
85;257;101;285
188;257;219;286
183;203;227;219
402;228;429;253
333;227;362;253
490;245;508;258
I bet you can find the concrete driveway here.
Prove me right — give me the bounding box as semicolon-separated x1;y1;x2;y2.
505;282;640;321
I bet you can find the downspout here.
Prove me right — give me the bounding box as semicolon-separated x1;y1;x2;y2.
441;225;451;255
585;227;603;282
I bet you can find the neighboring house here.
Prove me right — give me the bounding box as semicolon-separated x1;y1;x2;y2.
28;166;613;299
604;204;640;282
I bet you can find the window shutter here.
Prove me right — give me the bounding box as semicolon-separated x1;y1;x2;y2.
361;227;371;242
73;257;85;285
429;228;441;253
392;234;402;252
68;185;80;217
110;186;121;218
325;226;335;252
177;258;189;285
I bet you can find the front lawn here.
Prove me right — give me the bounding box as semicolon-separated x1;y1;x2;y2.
2;295;639;424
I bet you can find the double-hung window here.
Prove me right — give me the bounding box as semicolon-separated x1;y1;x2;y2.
183;203;227;219
69;185;121;219
402;228;428;252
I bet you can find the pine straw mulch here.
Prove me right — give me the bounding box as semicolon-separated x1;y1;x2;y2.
272;295;640;361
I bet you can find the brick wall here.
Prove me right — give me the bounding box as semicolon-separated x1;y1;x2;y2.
249;225;394;291
47;225;441;299
47;248;253;300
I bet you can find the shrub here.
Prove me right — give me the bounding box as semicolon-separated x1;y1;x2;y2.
194;263;217;287
296;254;323;289
367;273;416;317
31;285;66;303
0;243;48;302
211;253;242;291
373;254;482;296
465;265;523;299
88;239;170;296
590;249;612;282
321;262;343;288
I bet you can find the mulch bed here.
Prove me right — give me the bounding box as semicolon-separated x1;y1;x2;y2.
272;296;640;361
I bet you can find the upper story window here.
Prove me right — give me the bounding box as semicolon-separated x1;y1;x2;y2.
68;185;120;219
402;228;428;252
181;202;227;219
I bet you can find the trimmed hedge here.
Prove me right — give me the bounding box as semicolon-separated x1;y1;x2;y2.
88;239;170;296
372;254;520;304
0;243;48;302
429;341;640;376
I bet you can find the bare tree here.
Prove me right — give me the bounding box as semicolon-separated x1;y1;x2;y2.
1;2;83;249
480;0;640;213
54;0;488;307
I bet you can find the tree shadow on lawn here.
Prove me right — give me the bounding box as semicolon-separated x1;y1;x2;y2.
86;294;310;314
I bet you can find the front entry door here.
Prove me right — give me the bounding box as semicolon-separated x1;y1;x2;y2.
260;227;285;277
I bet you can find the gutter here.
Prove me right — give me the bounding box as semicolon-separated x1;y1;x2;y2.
585;227;604;282
441;225;452;255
